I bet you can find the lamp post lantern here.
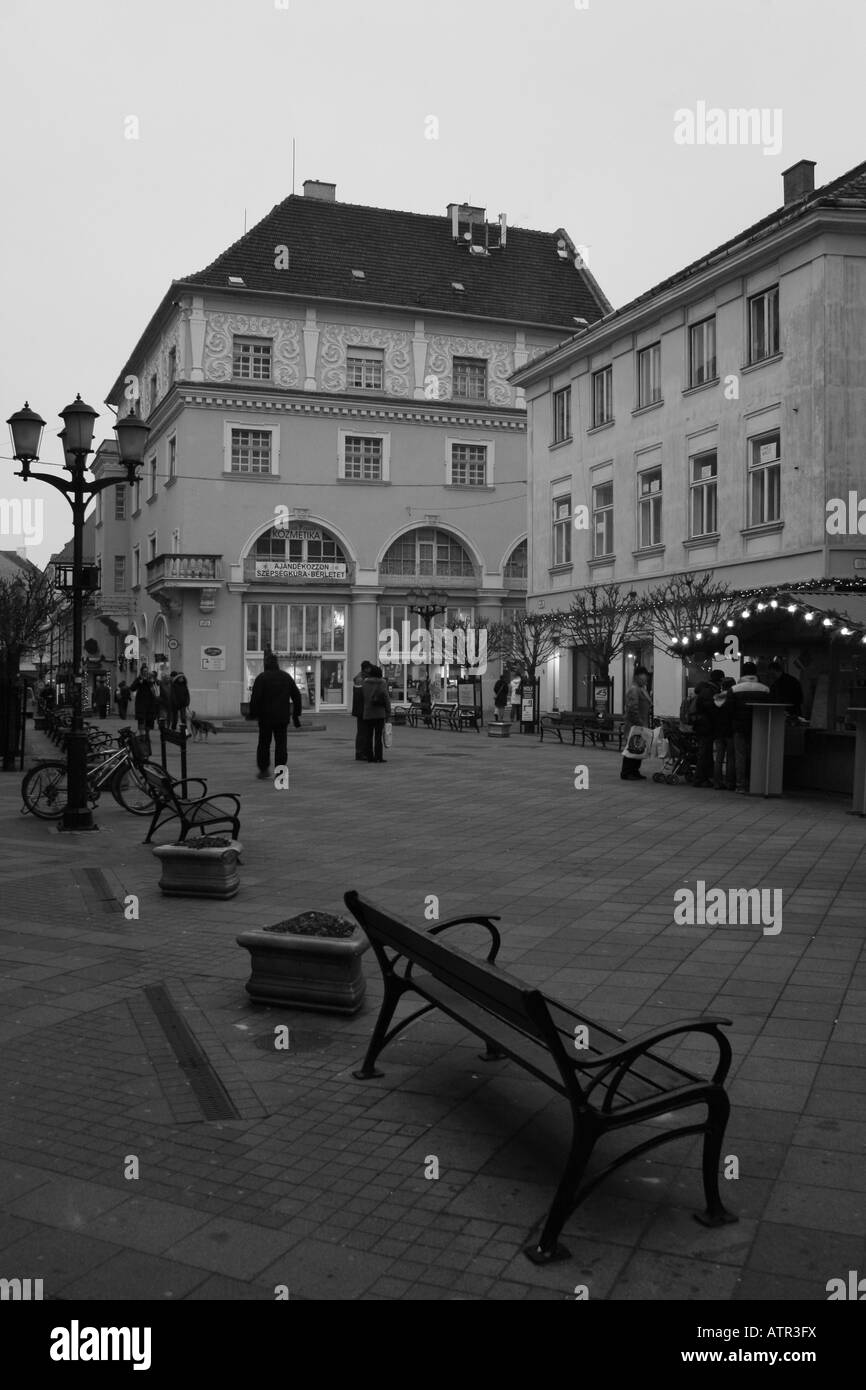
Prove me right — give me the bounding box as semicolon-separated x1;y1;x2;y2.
7;398;149;830
408;587;450;711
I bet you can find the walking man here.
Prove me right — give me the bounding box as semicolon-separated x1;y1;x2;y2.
509;670;522;723
249;652;302;780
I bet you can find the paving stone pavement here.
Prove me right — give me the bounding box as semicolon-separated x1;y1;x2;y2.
0;714;864;1301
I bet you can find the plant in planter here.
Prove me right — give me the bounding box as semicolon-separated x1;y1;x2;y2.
488;720;511;738
237;910;368;1015
153;834;242;899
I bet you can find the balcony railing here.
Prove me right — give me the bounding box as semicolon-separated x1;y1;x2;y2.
147;554;223;585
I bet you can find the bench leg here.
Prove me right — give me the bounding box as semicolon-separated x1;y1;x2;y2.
525;1119;599;1264
479;1040;508;1063
694;1088;738;1228
353;979;402;1080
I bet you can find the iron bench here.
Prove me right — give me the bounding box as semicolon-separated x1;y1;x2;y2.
582;713;627;750
539;709;595;744
140;764;241;844
344;889;736;1265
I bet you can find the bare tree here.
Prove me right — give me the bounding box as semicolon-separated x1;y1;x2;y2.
644;571;739;666
560;583;647;680
485;610;561;682
0;559;57;770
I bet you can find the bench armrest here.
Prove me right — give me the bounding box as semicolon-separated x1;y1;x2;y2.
425;915;503;963
579;1016;732;1111
169;776;209;798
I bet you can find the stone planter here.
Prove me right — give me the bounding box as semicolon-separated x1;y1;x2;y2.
488;721;512;738
153;836;242;899
237;910;368;1014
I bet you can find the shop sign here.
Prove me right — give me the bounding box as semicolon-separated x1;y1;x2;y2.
521;685;535;722
254;561;347;580
201;645;226;671
271;527;323;541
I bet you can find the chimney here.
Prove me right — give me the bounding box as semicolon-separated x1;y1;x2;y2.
782;160;816;205
303;180;336;202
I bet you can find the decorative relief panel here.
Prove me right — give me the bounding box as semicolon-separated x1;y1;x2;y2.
427;335;517;406
318;324;412;396
203;314;302;387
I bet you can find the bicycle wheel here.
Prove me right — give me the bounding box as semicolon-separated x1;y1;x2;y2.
111;761;157;815
21;761;69;819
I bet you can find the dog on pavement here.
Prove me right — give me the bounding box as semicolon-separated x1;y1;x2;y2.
189;712;219;740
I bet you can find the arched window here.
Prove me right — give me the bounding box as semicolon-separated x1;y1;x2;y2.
248;523;349;579
380;527;475;578
504;540;527;579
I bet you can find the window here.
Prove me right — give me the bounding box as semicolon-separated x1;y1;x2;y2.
553;496;572;566
132;546;141;587
748;430;781;525
95;492;103;526
637;344;662;407
114;484;126;521
452;357;488;401
592;482;614;557
231;428;272;474
638;468;662;548
147;455;158;498
690;449;718;536
171;529;181;554
503;539;527;579
347;347;384;390
749;286;780;364
591;366;613;427
113;556;127;593
450;443;488;487
149;373;158;412
233;338;272;381
168;346;177;384
344;436;384;480
168;435;177;481
95;554;102;591
147;532;158;563
133;478;141;513
380;528;475;577
553;387;572;442
689;318;716;387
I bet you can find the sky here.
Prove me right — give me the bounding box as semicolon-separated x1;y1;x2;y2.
1;0;864;568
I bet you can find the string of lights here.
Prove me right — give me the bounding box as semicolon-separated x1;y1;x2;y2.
666;579;866;652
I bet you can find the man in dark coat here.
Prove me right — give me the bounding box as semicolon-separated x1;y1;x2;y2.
692;670;724;786
249;653;303;780
351;661;373;761
130;668;160;733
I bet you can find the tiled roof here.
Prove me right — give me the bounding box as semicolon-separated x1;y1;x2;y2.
514;157;866;376
180;195;610;329
0;550;41;582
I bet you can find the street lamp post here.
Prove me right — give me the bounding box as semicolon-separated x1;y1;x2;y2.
408;587;449;714
7;397;150;831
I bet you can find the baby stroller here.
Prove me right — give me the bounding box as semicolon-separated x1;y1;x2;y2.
652;718;699;785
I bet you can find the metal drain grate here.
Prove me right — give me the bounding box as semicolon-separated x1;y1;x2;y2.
143;984;240;1120
79;866;123;914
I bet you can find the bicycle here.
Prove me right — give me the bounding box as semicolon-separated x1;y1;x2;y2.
21;727;160;820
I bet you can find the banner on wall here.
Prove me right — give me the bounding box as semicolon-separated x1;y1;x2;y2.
254;561;347;580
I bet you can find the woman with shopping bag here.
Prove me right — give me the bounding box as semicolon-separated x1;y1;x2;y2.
621;666;653;781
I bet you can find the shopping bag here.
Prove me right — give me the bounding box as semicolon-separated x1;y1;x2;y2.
383;721;393;750
623;724;652;759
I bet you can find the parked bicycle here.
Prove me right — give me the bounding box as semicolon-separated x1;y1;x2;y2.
21;726;160;820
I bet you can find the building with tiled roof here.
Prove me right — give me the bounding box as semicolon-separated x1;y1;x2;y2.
94;183;610;717
512;158;866;734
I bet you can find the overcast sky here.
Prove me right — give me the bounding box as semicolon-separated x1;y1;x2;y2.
2;0;864;567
